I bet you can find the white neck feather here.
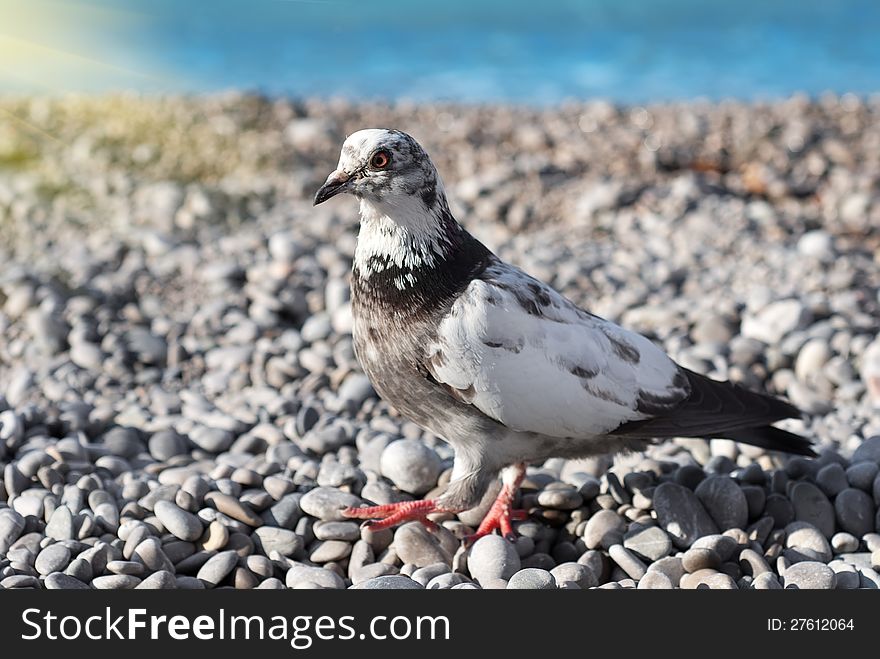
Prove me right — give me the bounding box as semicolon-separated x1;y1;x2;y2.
354;194;453;286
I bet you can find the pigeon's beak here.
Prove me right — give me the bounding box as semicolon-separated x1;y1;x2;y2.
313;170;351;205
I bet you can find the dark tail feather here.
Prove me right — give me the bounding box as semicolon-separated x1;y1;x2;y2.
724;425;817;457
612;368;815;456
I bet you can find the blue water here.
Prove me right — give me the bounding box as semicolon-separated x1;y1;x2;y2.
8;0;880;102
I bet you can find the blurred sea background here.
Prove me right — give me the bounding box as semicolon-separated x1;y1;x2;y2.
2;0;879;102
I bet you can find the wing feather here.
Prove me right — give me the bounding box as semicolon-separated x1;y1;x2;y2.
425;262;688;438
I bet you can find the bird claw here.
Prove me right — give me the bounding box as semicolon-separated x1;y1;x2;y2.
464;508;528;545
342;499;439;532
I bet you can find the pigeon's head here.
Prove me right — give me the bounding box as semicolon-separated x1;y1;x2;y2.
314;129;443;212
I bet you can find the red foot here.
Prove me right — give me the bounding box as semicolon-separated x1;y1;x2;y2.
467;462;528;543
342;499;440;532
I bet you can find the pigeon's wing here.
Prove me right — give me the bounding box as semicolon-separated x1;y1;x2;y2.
424;262;689;438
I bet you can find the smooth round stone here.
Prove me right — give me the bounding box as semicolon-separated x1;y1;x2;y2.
536;488;583;510
831;532;860;554
791;482;835;538
204;492;263;527
175;576;206;589
299;487;363;522
816;463;848;497
425;573;472;589
411;563;451;586
467;535;521;584
309;540;351;563
783;561;837;589
647;557;685;587
92;575;141;590
263;494;303;529
608;544;647;580
285;565;345;590
313;521;360;542
135;571;177;589
148;430;188;461
834;488;874;537
682;570;737;590
751;572;782;589
846;462;879;491
154;500;204;541
653;482;718;549
695;476;748;530
623;525;672;561
691;534;739;562
35;543;71;576
852;436;880;465
550;562;597;589
0;510;26;554
765;493;795;528
583;510;626;550
197;550;239;587
784;521;833;562
200;520;229;551
379;439;442;496
44;505;75;541
107;560;144;576
682;547;721;573
252;526;302;557
133;538;175;573
351;575;423;589
255;578;285;590
637;571;674;589
506;568;556;590
189;427;234;453
739;548;772;576
393;522;453;568
45;573;90;590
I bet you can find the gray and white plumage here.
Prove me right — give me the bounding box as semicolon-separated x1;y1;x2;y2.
314;128;814;515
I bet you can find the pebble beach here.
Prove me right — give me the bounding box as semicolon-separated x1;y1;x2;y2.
1;93;880;590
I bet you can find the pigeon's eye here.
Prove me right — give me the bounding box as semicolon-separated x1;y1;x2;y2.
370;150;391;169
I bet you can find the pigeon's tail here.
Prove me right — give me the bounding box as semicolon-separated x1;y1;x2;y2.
724;426;816;457
613;368;816;456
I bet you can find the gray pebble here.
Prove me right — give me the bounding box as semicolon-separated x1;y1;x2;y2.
583;510;626;550
299;487;363;522
197;550;239;587
44;505;75;541
426;573;472;589
783;561;837;589
623;525;672;561
695;476;748;530
154;500;203;541
467;534;521;584
608;544;647;580
751;572;782;589
550;562;597;589
92;574;141;589
252;527;302;557
351;575;423;589
380;439;442;496
816;463;848;497
846;462;879;491
45;572;90;589
285;565;345;590
791;481;835;538
834;488;874;537
506;568;556;590
135;571;177;589
653;482;718;549
393;522;453;568
637;571;674;589
35;544;72;575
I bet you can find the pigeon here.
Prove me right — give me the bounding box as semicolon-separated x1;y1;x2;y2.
314;128;814;540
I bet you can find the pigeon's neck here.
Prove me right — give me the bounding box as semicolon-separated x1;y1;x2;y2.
352;194;492;315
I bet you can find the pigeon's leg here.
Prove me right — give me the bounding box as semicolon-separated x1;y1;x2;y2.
342;499;451;532
468;462;527;542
